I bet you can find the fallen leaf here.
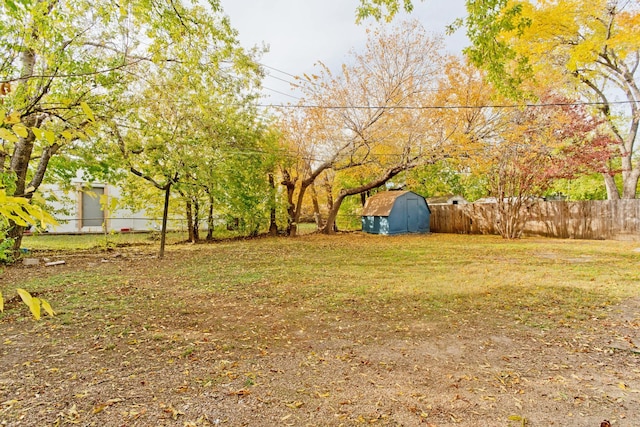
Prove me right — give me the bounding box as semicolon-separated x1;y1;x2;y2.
164;405;184;420
93;397;124;414
92;404;107;414
286;401;304;409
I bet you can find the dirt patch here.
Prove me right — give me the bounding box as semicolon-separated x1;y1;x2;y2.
1;247;639;426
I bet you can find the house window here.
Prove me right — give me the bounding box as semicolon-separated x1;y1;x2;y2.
82;186;105;228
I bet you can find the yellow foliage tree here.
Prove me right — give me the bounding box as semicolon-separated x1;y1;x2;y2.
470;0;640;199
356;0;640;199
280;21;459;234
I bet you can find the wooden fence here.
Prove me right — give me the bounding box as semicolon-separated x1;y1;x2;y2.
429;200;640;240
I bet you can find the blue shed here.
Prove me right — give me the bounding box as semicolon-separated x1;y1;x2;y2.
361;191;430;235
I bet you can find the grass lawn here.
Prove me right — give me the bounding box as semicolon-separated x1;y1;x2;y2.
20;230;190;251
1;233;639;426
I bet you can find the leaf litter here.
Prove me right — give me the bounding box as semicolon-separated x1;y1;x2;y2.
1;235;639;426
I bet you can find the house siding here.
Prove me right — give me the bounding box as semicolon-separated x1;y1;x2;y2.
40;183;160;233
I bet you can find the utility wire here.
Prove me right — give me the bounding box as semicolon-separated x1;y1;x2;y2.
249;63;637;110
259;62;316;84
265;73;302;87
261;86;301;100
234;61;638;112
255;100;638;110
258;63;300;80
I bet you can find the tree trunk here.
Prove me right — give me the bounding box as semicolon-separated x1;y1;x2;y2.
128;169;178;258
7;32;39;252
206;191;215;241
495;198;527;239
10;137;35;197
603;173;621;200
281;160;335;237
323;174;334;215
8;136;57;251
321;192;346;235
186;200;195;243
268;174;278;236
322;176;338;233
7;224;26;252
8;128;37;251
159;183;172;259
193;198;200;241
281;169;298;236
622;169;640;199
27;142;59;194
309;183;322;229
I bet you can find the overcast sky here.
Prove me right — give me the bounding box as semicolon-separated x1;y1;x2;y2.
219;0;468;105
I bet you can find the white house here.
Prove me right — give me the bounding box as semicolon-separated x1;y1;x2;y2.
39;173;161;233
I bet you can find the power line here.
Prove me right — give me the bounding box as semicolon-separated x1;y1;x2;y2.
254;100;638;110
257;61;308;101
254;62;636;112
258;61;320;87
253;62;637;112
258;63;299;80
265;73;302;87
213;145;479;164
262;86;301;100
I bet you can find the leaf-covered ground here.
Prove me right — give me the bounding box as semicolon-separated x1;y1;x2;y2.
1;233;639;426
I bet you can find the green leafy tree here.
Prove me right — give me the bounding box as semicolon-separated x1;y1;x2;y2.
109;24;265;253
0;0;254;250
173;112;280;241
0;172;56;264
546;174;613;201
215;126;280;237
113;77;242;256
406;160;487;201
111;75;195;258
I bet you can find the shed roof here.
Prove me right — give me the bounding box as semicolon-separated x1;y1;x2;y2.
362;191;411;217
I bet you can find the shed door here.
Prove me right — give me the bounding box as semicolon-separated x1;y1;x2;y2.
407;198;419;232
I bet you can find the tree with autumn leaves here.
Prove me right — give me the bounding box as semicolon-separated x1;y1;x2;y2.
279;22;459;234
405;56;614;238
0;0;627;250
480;95;614;238
278;20;613;238
357;0;640;199
506;0;640;199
